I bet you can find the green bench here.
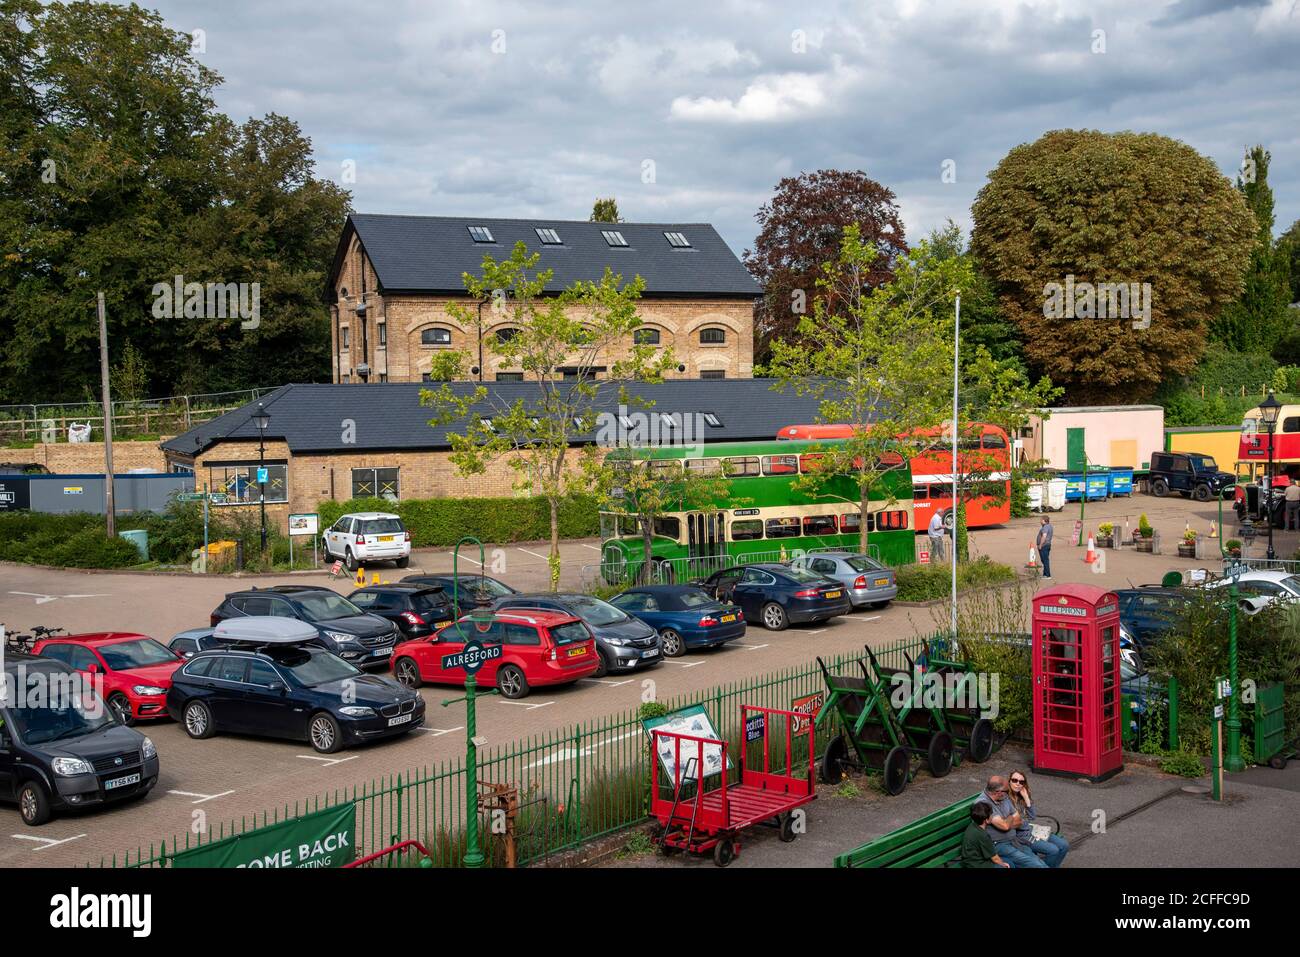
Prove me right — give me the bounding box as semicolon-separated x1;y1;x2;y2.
833;794;979;868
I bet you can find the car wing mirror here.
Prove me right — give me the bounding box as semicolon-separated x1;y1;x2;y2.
87;663;98;674
268;681;286;693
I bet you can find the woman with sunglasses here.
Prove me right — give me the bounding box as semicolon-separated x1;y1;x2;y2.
1008;770;1069;867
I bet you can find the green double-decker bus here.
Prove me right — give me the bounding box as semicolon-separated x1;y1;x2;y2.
599;439;915;584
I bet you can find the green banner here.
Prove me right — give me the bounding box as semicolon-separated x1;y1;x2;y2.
171;802;357;869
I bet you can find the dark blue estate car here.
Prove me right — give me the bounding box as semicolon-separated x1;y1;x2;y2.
608;585;745;656
695;564;851;631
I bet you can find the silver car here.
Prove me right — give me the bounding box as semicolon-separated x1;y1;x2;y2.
790;552;897;609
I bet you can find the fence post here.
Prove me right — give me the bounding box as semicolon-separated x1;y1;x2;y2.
1167;676;1179;751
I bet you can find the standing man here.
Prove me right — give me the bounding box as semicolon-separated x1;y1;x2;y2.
1036;515;1054;579
1286;480;1300;531
928;509;947;563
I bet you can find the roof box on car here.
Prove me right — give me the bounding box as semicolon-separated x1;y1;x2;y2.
212;617;319;645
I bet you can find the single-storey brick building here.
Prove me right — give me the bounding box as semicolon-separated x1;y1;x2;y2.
326;214;761;384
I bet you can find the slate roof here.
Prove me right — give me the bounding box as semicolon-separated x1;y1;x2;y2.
161;380;838;457
328;214;762;300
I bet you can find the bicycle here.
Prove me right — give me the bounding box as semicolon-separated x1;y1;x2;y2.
3;625;65;654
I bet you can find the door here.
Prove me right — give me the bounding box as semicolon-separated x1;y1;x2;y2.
686;511;725;576
241;659;298;738
1066;428;1086;472
205;655;254;731
1038;625;1084;763
734;567;776;618
0;716;17;801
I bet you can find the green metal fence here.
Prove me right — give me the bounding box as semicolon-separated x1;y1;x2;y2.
96;636;936;868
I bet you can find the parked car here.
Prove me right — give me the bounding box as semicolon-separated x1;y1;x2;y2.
1114;587;1192;651
33;632;184;726
166;627;220;659
166;618;425;753
401;573;519;609
1202;569;1300;607
608;585;744;657
392;609;599;698
210;584;401;668
0;653;159;825
322;511;411;570
1147;450;1235;502
789;551;897;609
490;593;661;676
694;564;851;631
347;583;453;638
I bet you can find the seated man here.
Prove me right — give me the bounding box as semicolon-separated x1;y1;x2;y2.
973;775;1047;868
961;801;1009;868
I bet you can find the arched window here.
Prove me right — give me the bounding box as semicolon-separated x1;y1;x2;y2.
495;327;521;343
634;328;661;345
700;327;726;344
421;327;452;346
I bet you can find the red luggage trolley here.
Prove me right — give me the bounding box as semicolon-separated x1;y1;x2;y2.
649;704;816;866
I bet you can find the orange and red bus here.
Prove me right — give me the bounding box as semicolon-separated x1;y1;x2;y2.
1238;400;1300;482
776;422;1012;531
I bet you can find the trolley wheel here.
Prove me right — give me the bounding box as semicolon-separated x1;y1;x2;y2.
820;735;849;784
927;730;954;778
967;718;995;763
713;838;736;867
1270;754;1288;770
882;745;910;796
778;812;799;843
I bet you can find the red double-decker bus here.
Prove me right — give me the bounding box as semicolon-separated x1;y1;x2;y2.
776;423;1012;531
1238;400;1300;482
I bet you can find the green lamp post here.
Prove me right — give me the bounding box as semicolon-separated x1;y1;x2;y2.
1223;558;1245;773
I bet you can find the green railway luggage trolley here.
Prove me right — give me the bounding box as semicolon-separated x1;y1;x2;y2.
916;641;997;764
859;644;958;778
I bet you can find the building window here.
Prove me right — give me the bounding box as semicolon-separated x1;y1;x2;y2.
701;370;725;379
664;231;690;248
534;227;562;244
601;230;628;247
495;327;520;344
468;225;495;243
702;413;723;428
421;327;452;346
340;327;350;349
422;372;447;383
378;373;388;383
351;467;400;501
700;327;726;345
209;464;288;505
341;374;351;384
377;322;387;348
634;328;660;345
496;372;524;382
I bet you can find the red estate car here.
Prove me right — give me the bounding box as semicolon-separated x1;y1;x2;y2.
391;610;599;699
33;633;184;726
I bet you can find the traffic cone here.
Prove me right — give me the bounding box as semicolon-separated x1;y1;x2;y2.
1209;520;1218;539
371;572;382;585
355;567;365;586
1083;533;1098;565
1026;545;1039;569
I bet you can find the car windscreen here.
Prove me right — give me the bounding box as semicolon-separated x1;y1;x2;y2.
567;596;629;626
279;653;362;686
548;621;589;646
845;556;884;572
1187;455;1217;471
360;518;404;535
675;589;717;608
1280;575;1300;596
454;577;513;598
293;591;365;622
6;680;115;743
98;638;179;670
413;591;448;612
781;566;828;584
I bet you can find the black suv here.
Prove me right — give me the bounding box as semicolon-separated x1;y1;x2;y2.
0;653;160;825
1147;451;1235;502
167;644;424;753
347;583;453;639
210;585;400;668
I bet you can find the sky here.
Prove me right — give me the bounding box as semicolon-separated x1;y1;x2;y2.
143;0;1300;259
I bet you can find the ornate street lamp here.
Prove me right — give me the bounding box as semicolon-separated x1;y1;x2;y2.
1223;557;1245;772
1259;390;1282;560
251;402;271;553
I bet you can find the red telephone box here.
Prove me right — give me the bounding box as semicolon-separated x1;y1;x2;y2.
1031;583;1123;782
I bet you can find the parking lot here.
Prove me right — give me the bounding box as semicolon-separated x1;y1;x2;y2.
0;489;1282;867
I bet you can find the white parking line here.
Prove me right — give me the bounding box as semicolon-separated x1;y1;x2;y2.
12;833;85;850
658;660;703;668
516;547;550;562
497;699;554;710
579;678;635;687
848;615;882;623
582;544;601;551
168;789;235;804
806;629;827;635
454;553;483;567
413;725;463;737
8;591;109;605
296;754;360;767
737;643;769;651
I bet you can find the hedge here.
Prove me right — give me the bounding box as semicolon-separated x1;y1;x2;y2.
0;512;143;568
894;556;1018;602
317;494;601;548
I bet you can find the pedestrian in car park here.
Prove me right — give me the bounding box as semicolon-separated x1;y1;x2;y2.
974;775;1049;868
1286;480;1300;531
1008;769;1069;867
1036;516;1053;579
928;509;947;562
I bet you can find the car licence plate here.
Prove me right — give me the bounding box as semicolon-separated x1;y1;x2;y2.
104;773;141;791
387;713;414;727
373;647;393;657
568;646;586;657
721;614;737;622
824;591;841;599
378;535;394;542
874;578;889;587
642;649;659;658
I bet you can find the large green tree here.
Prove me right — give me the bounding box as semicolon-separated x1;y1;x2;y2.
971;130;1255;403
0;0;348;404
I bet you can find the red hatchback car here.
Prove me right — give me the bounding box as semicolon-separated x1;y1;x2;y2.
391;610;598;698
33;632;184;725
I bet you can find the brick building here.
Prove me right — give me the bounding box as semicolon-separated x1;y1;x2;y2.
160;380;828;528
326;214;761;384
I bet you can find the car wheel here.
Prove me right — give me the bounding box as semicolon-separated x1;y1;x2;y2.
17;779;51;826
396;556;410;568
107;692;135;727
659;629;685;657
322;537;333;560
1151;478;1169;497
497;665;529;699
183;701;216;739
344;548;358;572
394;657;422;689
1193;484;1212;502
593;648;610;678
761;602;788;631
310;712;343;754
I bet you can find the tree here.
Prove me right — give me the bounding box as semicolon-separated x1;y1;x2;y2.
763;225;971;555
1212;146;1293;352
971;130;1255;403
744;170;907;360
928;221;1028;375
1279;219;1300;306
422;242;674;588
590;198;621;223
